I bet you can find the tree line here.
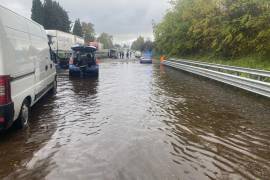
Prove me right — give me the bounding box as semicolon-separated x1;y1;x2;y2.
31;0;70;32
72;19;114;48
154;0;270;59
131;36;153;52
31;0;114;47
72;19;95;43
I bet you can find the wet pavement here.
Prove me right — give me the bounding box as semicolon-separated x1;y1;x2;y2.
0;59;270;180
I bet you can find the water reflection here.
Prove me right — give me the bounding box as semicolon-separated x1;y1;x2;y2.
0;93;58;179
0;61;269;179
153;66;270;179
69;76;99;97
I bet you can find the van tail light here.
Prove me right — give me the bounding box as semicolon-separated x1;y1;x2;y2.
0;75;12;105
0;117;4;124
69;57;74;65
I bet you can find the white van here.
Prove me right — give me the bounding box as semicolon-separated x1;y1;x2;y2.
0;5;57;131
135;51;142;58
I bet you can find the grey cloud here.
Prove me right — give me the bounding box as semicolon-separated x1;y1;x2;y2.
0;0;170;43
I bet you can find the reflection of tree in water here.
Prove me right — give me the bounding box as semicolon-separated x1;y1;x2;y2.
68;77;100;120
152;65;270;179
0;76;100;179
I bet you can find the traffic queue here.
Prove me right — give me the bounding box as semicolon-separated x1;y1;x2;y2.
0;5;153;132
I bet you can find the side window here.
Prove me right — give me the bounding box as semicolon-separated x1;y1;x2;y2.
5;28;31;64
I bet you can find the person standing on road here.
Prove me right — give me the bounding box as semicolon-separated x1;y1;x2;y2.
126;52;129;59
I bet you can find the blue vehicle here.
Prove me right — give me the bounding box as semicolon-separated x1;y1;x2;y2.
69;45;99;77
140;50;153;64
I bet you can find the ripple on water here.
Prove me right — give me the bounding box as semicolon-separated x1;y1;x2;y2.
0;60;270;180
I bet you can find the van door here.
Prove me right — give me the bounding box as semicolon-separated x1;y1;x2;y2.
28;22;50;101
30;35;48;101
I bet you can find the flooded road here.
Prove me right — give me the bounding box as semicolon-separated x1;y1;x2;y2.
0;59;270;180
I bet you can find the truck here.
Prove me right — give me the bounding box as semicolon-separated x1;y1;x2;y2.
135;51;142;58
46;30;84;69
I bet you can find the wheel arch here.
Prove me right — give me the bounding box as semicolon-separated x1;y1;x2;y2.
25;96;32;107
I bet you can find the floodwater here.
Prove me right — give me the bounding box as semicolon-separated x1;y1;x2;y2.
0;59;270;180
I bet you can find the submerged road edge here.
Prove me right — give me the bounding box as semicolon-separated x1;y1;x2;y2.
162;59;270;98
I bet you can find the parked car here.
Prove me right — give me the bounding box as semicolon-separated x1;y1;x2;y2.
0;5;57;132
69;45;99;77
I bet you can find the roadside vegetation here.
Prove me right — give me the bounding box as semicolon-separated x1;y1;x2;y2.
154;0;270;70
131;36;154;52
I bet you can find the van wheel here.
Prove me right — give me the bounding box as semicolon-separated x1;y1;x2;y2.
14;99;30;129
50;79;57;94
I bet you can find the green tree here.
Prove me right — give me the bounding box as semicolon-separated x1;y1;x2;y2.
43;0;70;32
143;40;154;51
73;19;83;37
31;0;44;25
154;0;270;58
82;22;95;43
97;33;113;49
131;36;145;51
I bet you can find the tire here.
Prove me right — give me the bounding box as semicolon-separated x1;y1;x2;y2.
49;79;57;94
14;99;30;129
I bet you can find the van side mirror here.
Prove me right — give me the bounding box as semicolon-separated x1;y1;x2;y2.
47;35;53;45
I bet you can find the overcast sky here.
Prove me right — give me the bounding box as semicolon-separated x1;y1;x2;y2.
0;0;170;44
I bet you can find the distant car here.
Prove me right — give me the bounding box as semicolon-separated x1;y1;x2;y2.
69;45;99;77
140;57;152;64
140;50;153;64
108;49;118;59
135;51;142;58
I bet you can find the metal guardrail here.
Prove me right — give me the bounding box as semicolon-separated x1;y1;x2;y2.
169;59;270;79
162;59;270;98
